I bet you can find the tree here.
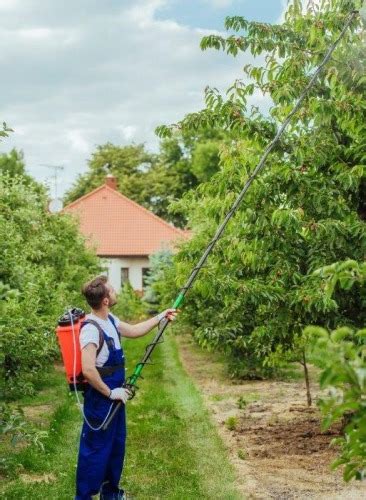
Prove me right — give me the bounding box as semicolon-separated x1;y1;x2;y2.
0;149;37;188
306;260;366;481
0;121;12;141
0;173;100;399
0;149;26;176
63;141;187;225
114;282;145;321
143;249;174;310
190;140;221;182
63;143;155;205
155;0;366;382
149;130;231;225
63;131;231;227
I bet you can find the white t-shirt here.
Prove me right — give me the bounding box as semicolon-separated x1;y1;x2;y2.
79;313;122;367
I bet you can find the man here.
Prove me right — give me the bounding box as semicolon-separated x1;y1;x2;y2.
76;275;177;500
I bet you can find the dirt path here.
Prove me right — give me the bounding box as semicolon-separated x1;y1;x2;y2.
176;334;366;500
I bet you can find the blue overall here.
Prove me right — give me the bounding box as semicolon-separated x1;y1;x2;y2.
75;315;126;500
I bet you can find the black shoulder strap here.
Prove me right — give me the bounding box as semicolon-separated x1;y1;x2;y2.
80;320;105;356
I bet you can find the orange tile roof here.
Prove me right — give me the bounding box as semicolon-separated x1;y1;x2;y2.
63;183;189;256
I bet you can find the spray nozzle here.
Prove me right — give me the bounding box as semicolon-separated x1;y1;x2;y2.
58;308;85;326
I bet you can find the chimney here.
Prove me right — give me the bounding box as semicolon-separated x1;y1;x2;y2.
105;174;118;190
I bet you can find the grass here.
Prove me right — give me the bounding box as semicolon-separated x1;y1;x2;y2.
1;334;241;499
237;450;247;460
225;416;239;431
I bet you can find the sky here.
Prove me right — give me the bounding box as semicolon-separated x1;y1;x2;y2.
0;0;284;198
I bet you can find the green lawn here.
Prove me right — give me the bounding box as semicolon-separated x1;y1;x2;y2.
1;334;241;499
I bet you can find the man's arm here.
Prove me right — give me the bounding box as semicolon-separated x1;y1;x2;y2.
81;344;111;397
118;309;177;339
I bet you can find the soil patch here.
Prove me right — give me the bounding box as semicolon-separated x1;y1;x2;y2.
54;362;65;373
22;404;52;425
20;473;56;484
176;334;366;499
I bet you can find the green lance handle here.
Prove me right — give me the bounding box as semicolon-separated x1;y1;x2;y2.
102;9;359;431
129;295;185;383
131;294;185;381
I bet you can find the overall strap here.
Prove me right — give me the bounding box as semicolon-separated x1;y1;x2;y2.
97;363;125;377
108;314;121;341
80;319;105;356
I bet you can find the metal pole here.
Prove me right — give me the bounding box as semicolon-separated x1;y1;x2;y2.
41;164;64;200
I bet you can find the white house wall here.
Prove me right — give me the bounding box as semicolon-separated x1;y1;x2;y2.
101;256;150;293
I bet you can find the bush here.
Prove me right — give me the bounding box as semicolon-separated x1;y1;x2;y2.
0;403;48;450
0;174;100;399
308;324;366;481
143;249;173;310
115;282;146;321
307;260;366;481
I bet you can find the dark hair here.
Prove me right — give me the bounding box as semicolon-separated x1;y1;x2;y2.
82;275;110;309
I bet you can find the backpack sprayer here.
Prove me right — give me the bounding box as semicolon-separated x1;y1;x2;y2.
57;308;87;391
56;308;116;431
56;6;364;431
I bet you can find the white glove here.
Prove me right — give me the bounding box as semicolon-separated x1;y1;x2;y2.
109;387;131;404
156;308;178;322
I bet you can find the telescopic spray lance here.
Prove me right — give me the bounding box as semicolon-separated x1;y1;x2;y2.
103;5;365;431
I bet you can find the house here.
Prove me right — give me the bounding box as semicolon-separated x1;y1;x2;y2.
63;175;188;292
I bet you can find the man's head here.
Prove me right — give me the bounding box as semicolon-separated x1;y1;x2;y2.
82;275;117;310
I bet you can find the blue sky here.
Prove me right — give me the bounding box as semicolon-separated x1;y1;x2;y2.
0;0;285;197
156;0;283;29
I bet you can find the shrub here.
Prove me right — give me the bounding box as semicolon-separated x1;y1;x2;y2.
0;174;100;399
307;260;366;481
143;249;173;310
116;282;146;321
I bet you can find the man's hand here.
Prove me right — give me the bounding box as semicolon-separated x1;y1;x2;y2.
157;308;179;322
109;388;131;404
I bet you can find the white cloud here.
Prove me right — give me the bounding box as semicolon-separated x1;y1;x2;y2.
203;0;235;8
127;0;167;26
0;0;259;196
117;125;137;141
17;27;53;40
0;0;20;10
279;0;289;21
66;130;90;154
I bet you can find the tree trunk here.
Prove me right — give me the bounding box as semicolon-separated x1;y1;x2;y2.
302;349;312;407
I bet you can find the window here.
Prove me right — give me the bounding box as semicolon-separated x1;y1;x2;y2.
121;268;129;287
142;267;150;289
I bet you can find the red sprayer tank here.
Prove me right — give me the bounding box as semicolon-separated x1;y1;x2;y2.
56;308;86;391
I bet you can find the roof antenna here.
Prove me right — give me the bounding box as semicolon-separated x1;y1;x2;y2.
41;163;64;213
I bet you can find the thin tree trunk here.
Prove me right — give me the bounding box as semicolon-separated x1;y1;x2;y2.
302;349;312;407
